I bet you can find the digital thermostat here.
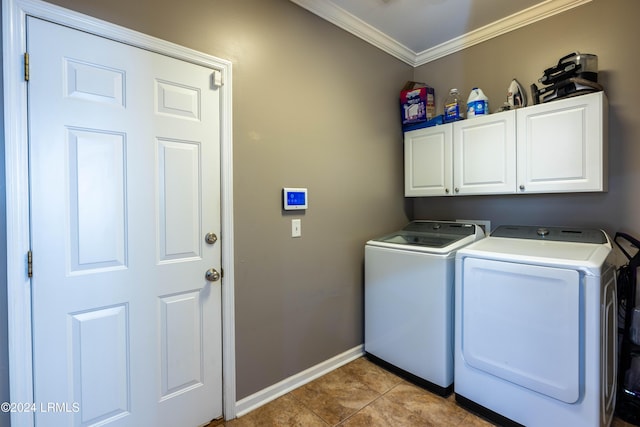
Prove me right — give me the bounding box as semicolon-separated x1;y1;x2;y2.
283;187;308;210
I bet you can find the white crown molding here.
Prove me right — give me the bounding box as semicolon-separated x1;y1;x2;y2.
290;0;418;64
290;0;592;67
414;0;592;66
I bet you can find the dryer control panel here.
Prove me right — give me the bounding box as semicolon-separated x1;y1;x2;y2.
491;225;607;243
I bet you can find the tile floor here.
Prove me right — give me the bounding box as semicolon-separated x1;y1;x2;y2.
211;356;638;426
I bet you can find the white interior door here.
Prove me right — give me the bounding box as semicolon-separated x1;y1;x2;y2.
28;16;222;426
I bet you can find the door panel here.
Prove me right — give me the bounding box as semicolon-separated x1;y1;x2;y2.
453;111;516;195
157;139;202;261
461;257;581;403
28;16;222;426
159;291;203;398
516;92;605;193
70;305;130;425
404;126;453;197
69;128;128;272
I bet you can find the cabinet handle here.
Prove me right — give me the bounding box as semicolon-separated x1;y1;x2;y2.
445;188;449;194
519;184;525;191
455;187;459;193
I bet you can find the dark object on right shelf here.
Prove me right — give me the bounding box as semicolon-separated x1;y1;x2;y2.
531;52;603;104
615;232;640;426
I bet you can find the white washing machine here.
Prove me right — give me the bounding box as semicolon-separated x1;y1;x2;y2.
454;225;617;427
365;220;485;395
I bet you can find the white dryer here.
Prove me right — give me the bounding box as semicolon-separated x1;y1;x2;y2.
365;220;485;395
454;225;617;427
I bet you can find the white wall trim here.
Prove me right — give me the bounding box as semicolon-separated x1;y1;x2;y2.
413;0;592;66
2;0;236;424
235;345;364;418
289;0;416;65
290;0;592;67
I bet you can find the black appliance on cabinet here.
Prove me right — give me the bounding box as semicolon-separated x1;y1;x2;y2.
615;232;640;426
531;52;603;104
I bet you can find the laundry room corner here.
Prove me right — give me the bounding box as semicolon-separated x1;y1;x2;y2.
410;0;639;240
30;0;414;412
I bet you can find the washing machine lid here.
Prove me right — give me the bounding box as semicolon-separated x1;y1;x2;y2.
457;225;612;275
367;221;483;253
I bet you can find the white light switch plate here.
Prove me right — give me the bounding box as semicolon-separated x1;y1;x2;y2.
291;219;302;238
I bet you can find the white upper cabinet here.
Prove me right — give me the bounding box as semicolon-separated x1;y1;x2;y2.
404;124;453;197
516;91;608;193
453;110;516;195
404;91;607;197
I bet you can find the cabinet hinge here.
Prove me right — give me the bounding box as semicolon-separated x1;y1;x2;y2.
27;250;33;278
220;268;224;279
24;52;29;82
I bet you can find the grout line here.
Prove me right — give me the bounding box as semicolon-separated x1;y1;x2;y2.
290;358;395;426
286;390;330;425
336;393;385;426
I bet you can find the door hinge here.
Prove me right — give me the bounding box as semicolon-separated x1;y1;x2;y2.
24;52;29;82
27;250;33;278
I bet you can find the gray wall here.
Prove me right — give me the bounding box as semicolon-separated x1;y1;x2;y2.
411;0;640;239
27;0;412;400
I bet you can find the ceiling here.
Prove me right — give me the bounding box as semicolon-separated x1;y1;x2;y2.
290;0;591;67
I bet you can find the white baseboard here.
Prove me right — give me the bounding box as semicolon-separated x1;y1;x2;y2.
234;345;364;418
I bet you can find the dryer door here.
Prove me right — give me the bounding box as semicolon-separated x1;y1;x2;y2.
460;257;581;403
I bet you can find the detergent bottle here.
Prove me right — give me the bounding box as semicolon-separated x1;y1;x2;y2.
443;88;464;122
467;87;489;118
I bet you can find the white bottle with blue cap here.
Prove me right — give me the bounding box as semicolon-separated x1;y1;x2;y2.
467;87;489;118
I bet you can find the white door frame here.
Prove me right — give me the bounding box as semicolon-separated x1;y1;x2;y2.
2;0;236;425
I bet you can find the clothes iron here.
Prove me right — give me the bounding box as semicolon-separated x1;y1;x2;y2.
508;79;527;108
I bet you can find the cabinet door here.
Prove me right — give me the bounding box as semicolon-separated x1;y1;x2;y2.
404;125;453;197
453;111;516;195
516;91;607;193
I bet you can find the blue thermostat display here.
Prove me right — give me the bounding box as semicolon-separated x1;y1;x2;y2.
283;187;308;210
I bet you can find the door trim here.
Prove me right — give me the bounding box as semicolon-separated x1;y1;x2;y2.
2;0;236;425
